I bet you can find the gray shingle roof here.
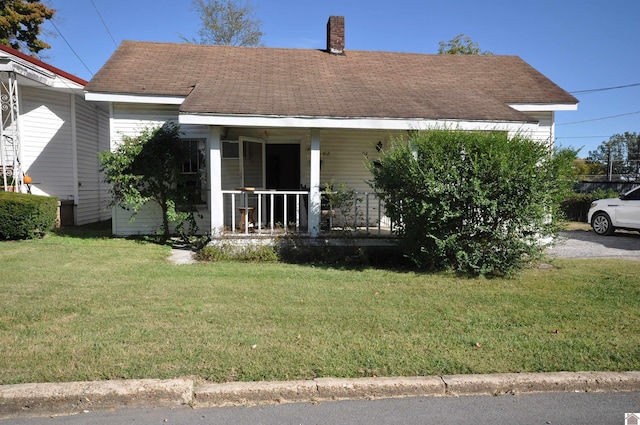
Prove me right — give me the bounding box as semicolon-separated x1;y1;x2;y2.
85;41;577;122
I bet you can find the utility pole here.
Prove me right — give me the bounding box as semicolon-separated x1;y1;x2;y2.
607;144;612;182
636;135;640;182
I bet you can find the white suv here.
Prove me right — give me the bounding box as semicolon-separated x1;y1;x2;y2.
588;186;640;235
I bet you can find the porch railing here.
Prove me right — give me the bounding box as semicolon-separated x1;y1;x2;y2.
221;190;394;236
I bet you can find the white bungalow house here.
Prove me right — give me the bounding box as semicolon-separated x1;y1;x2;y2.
85;16;577;238
0;44;111;226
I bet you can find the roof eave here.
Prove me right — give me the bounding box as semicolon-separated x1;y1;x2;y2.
0;44;87;87
84;91;186;105
179;112;540;132
509;103;578;112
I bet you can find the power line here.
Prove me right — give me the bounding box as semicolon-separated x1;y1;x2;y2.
557;111;640;126
570;82;640;95
555;136;611;139
49;20;94;77
90;0;118;48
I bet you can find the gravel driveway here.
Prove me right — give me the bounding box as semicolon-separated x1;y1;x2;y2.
546;229;640;260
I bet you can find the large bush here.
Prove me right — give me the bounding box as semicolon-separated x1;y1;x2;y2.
0;192;57;239
369;129;577;276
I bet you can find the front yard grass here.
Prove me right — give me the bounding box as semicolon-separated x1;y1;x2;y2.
0;227;638;385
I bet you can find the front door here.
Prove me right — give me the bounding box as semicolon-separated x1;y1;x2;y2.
266;144;300;190
266;144;301;225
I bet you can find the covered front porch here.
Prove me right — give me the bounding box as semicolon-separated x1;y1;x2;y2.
203;126;397;238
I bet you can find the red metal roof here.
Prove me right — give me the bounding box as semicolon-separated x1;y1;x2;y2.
0;44;87;86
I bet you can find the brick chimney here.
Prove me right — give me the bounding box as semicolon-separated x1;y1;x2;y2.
327;16;345;54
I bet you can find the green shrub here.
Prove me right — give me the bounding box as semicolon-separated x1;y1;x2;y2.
0;192;57;239
196;243;279;262
369;129;577;277
561;188;619;222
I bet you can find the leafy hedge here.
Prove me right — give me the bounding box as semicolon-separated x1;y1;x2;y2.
0;192;57;239
560;188;620;222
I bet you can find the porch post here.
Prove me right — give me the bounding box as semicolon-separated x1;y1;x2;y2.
208;126;224;234
308;128;321;237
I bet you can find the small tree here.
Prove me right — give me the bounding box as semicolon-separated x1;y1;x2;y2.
437;34;491;55
99;123;201;241
0;0;55;56
184;0;263;46
369;129;576;277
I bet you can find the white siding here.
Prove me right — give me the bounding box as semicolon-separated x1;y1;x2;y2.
313;129;398;193
523;111;554;144
75;96;111;225
20;86;112;225
111;103;180;146
112;202;210;237
20;86;74;201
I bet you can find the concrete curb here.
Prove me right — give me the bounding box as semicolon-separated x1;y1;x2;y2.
442;371;640;396
1;372;639;419
0;378;193;419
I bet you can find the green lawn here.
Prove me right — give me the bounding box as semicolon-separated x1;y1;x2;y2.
0;227;639;385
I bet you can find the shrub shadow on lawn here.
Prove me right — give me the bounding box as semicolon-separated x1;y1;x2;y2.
52;219;113;239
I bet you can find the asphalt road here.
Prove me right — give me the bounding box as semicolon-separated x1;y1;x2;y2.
547;229;640;260
4;392;639;425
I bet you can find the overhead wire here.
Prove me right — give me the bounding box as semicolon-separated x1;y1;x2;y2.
90;0;118;48
49;20;94;77
557;111;640;126
556;135;611;139
558;82;640;128
47;1;119;80
570;82;640;95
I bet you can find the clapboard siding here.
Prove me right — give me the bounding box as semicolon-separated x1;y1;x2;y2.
111;103;180;145
75;96;111;225
318;129;398;193
20;87;74;200
112;202;210;236
525;111;554;143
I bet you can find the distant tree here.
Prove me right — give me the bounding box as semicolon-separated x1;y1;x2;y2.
0;0;55;56
183;0;263;46
438;34;492;55
588;132;640;181
573;158;605;177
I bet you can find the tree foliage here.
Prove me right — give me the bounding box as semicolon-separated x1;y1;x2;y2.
438;34;491;55
573;158;605;177
587;132;640;181
369;129;577;277
0;0;54;56
99;123;201;241
185;0;263;46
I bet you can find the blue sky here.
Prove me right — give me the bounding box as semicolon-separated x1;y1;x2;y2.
40;0;640;156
